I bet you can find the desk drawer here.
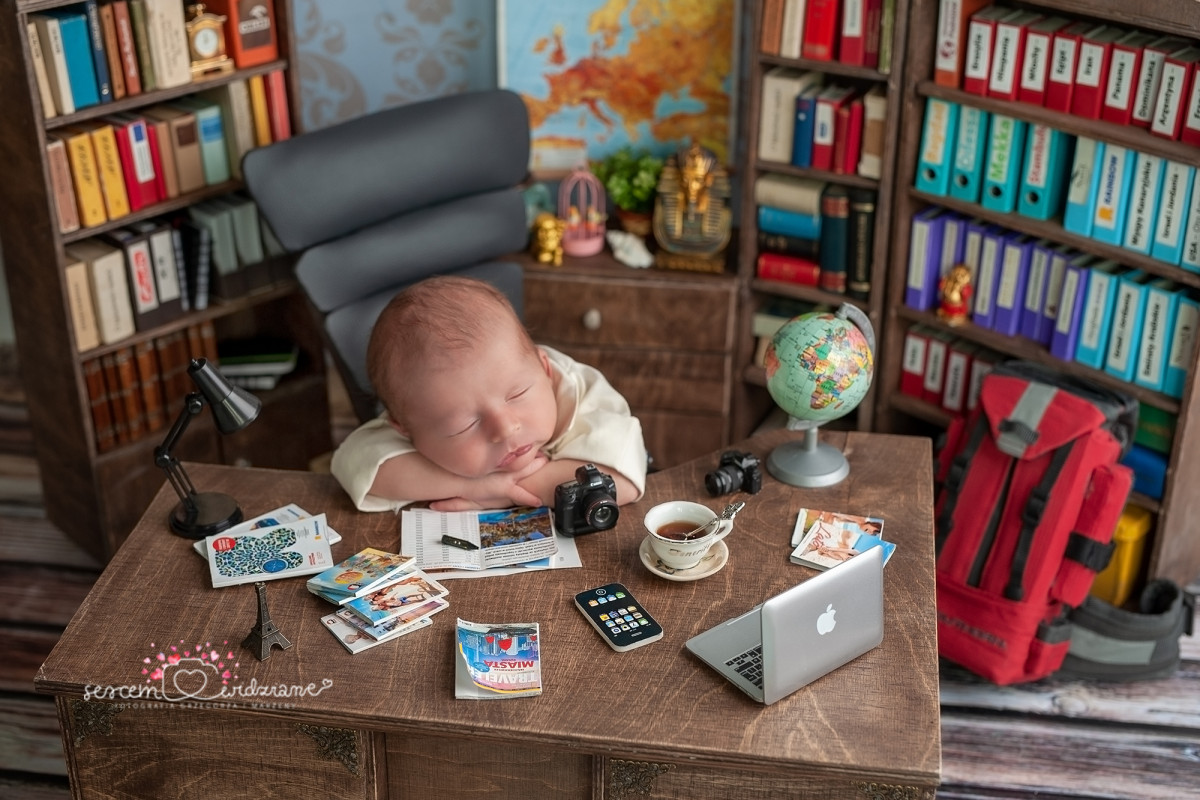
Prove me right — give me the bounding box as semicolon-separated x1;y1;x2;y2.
525;273;734;353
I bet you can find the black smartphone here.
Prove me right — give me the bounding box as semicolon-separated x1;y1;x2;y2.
573;582;664;652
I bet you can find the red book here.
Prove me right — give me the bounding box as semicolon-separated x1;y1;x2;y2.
1070;27;1123;119
961;6;1013;96
760;0;785;56
987;10;1042;102
203;0;280;68
756;252;820;286
264;69;292;141
933;0;992;88
1133;36;1190;128
839;0;882;68
900;326;930;398
811;85;855;172
103;115;160;211
110;0;141;96
1180;62;1200;146
1151;47;1200;140
143;120;169;203
800;0;840;61
1044;21;1101;112
835;97;865;175
1100;31;1154;125
1017;16;1069;106
922;331;953;405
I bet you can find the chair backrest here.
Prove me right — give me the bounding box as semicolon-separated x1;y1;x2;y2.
242;89;531;422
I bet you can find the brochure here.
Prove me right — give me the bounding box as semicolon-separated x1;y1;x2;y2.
191;503;341;558
322;611;432;654
455;619;542;699
204;513;335;588
400;506;559;572
306;548;415;598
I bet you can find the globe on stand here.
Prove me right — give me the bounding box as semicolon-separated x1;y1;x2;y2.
763;303;875;487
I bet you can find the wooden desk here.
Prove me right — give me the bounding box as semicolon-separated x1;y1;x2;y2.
36;429;941;799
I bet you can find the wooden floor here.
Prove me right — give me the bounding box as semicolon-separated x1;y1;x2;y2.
1;353;1197;800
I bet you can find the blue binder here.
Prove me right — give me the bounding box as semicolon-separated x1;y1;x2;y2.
980;114;1027;214
1017;125;1073;220
948;106;990;204
1090;144;1136;246
1122;153;1165;256
1133;277;1179;392
1074;260;1122;370
1104;270;1151;383
914;98;959;196
1164;288;1200;398
1063;137;1104;236
1151;161;1196;265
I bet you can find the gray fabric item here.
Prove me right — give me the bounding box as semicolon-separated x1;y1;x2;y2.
295;188;528;313
242;89;530;252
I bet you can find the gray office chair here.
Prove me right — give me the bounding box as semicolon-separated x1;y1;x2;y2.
242;89;531;422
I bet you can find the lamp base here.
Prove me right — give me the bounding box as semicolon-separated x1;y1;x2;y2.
766;427;850;488
169;492;244;539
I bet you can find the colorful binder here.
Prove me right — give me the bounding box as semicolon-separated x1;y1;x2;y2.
1017;125;1072;221
1104;269;1151;382
949;106;990;204
1133;277;1179;392
971;225;1006;330
993;234;1034;336
1050;254;1091;361
1152;161;1196;265
1123;153;1165;256
1020;239;1056;344
905;207;945;311
1090;143;1135;246
1063;137;1104;236
914;97;958;196
980;114;1027;213
1074;259;1121;369
1164;288;1200;398
1039;245;1072;349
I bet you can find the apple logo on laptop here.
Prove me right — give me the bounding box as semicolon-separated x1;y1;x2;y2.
816;604;837;635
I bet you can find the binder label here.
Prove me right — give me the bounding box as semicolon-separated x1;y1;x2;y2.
1056;268;1081;335
1155;162;1191;249
935;0;965;75
920;100;953;165
1139;290;1172;386
1125;155;1162;251
1166;301;1198;372
1094;146;1127;231
1080;271;1114;350
1050;35;1077;85
1153;62;1188;135
954;108;985;171
1105;49;1137;108
985;117;1016;183
964;20;993;82
990;25;1021;95
1067;137;1099;205
975;236;1000;315
1023;125;1050;188
1133;49;1168;124
1076;42;1105;88
1022;32;1050;92
1107;282;1138;371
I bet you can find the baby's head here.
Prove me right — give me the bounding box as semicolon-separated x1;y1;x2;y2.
367;276;558;478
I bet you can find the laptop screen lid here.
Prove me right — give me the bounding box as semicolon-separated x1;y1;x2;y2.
686;546;885;705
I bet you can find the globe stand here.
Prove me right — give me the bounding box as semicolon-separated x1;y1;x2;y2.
766;420;850;488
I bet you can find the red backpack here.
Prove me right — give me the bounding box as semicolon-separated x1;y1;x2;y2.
934;362;1136;685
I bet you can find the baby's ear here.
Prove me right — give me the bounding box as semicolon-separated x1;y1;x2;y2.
538;347;553;376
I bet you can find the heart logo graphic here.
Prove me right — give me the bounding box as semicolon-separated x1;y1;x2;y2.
171;668;209;699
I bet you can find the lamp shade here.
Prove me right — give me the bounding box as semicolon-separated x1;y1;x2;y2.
188;358;262;433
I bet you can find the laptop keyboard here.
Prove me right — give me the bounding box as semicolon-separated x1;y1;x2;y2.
726;645;764;688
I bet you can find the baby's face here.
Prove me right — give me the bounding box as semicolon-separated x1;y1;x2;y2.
398;329;558;479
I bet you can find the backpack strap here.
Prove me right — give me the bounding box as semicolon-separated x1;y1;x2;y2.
935;414;990;556
994;382;1058;457
1005;441;1074;601
1064;533;1116;573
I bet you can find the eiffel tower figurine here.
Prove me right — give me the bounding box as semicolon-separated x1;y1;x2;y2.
243;581;293;661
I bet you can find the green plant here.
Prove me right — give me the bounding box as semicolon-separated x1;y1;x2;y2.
591;147;664;214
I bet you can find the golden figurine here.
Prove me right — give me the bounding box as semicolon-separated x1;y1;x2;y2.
937;264;974;326
652;142;732;263
530;212;566;266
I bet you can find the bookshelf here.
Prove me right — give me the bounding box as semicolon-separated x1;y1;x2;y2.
732;0;912;440
0;0;331;560
878;0;1200;587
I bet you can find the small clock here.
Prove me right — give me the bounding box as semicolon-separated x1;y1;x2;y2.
186;3;235;79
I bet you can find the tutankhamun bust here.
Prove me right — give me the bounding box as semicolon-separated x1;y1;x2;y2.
653;141;732;259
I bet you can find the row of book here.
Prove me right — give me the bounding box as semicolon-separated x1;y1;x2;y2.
758;68;887;179
48;72;291;235
83;319;218;452
759;0;895;71
899;322;1170;499
64;193;285;353
905;208;1199;398
933;1;1200;142
753;174;876;299
27;0;279;118
915;98;1200;271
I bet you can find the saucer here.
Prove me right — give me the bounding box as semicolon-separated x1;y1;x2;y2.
638;536;729;582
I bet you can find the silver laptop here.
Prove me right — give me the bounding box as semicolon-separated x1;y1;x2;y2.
685;546;885;704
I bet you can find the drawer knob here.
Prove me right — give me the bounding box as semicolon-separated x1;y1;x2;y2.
582;308;602;331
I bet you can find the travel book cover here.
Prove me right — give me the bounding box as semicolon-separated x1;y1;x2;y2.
788;508;895;571
455;619;542;699
306;548;415;599
204;513;334;588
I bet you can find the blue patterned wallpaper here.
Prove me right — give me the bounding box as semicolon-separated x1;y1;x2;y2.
293;0;498;131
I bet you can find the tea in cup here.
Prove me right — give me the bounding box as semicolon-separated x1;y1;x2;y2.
644;501;733;571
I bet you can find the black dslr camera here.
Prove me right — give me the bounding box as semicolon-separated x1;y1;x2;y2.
705;450;763;497
554;464;620;537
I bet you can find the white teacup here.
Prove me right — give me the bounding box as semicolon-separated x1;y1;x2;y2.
644;501;733;571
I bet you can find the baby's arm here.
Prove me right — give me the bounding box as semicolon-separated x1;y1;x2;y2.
371;451;547;510
512;458;640;509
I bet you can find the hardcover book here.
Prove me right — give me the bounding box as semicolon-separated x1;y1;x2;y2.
818;185;850;294
203;0;280;68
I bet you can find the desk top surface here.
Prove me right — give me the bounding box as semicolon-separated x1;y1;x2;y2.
37;429;940;784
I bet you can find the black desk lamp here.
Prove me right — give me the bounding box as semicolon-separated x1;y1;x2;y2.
155;358;262;539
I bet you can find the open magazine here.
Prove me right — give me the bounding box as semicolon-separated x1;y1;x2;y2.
788;508;895;571
455;619;542;699
401;506;572;574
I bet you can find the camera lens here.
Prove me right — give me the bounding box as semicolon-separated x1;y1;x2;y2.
583;492;619;531
705;464;742;496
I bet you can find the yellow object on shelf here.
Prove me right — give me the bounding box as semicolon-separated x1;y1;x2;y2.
1090;504;1152;607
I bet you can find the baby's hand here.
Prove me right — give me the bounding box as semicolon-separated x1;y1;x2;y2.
429;454;548;511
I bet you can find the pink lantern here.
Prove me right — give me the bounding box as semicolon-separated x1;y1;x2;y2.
558;166;607;257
